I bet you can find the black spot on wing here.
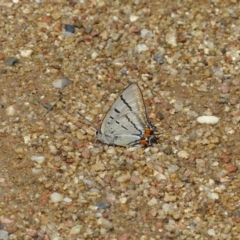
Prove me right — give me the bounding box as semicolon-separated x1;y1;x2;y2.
120;95;132;111
121;125;128;131
114;108;120;113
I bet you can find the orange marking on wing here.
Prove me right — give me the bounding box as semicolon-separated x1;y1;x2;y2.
143;128;153;138
140;139;148;147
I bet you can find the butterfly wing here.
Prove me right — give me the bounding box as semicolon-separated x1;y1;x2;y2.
96;83;154;146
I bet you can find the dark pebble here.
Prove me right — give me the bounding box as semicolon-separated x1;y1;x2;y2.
218;98;228;104
42;103;53;111
157;111;164;120
153;55;164;64
5;57;19;66
1;69;7;74
64;24;75;33
164;146;173;155
96;202;110;209
121;67;128;75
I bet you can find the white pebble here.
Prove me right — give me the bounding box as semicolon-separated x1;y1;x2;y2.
207;229;216;237
128;210;137;217
232;116;240;124
63;197;72;203
49;145;58;154
137;44;149;52
0;230;8;240
207;192;219;200
119;197;128;204
116;173;130;183
30;155;45;164
147;197;158;206
69;225;82;235
106;147;116;155
174;102;183;112
197;116;219;124
177;150;189;159
140;29;149;37
6;105;16;116
20;49;33;57
52;77;73;89
91;52;98;59
129;15;139;22
97;218;112;228
50;192;64;203
154;172;167;182
162;203;170;213
165;31;177;47
168;164;179;173
212;161;219;167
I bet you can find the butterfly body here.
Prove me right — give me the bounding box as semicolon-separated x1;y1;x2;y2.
95;83;157;147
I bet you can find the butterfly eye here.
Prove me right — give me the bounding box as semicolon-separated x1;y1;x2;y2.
95;130;99;136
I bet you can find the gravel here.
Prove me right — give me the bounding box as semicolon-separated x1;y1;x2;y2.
0;0;240;239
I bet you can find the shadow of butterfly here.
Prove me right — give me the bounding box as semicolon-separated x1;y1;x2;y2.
82;83;158;147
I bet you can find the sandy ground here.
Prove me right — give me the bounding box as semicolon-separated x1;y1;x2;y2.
0;0;240;239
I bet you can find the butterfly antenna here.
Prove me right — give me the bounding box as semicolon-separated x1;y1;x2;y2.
76;110;98;130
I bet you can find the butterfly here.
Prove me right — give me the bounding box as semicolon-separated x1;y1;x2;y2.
95;83;157;147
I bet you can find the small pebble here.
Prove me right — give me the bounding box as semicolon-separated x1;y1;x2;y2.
69;225;82;235
147;197;158;206
177;150;189;159
119;197;128;204
225;164;238;173
82;148;91;159
6;105;16;116
97;218;112;228
168;164;179;173
164;193;177;202
30;155;45;164
165;31;177;47
91;52;98;59
0;230;8;240
50;192;64;203
218;98;228;104
63;197;72;203
116;173;131;183
1;69;7;74
20;49;33;57
207;229;216;237
137;44;149;52
121;67;128;75
174;102;183;112
129;15;139;22
207;192;219;200
5;57;18;66
220;82;229;93
64;24;75;33
96;202;109;209
52;77;73;89
232;78;240;86
153;54;164;64
140;29;149;37
91;162;105;171
197;116;219;124
42;103;53;111
106;148;116;155
196;159;205;168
